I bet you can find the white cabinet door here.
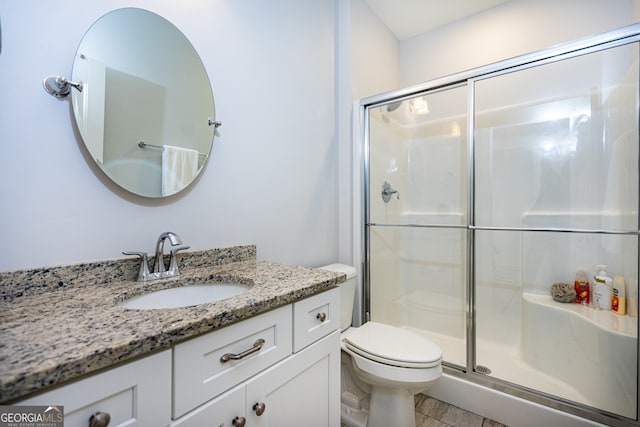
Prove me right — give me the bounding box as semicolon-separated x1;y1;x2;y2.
18;350;171;427
245;330;340;427
171;383;245;427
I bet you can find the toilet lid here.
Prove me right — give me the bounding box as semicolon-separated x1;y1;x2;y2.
343;322;442;368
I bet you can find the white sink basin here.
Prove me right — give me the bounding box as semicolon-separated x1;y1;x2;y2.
120;283;251;309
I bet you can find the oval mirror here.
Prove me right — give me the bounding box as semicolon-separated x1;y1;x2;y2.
71;8;217;198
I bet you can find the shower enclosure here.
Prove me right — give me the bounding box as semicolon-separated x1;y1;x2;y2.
361;25;639;426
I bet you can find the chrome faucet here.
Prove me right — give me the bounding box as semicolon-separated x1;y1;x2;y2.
153;231;182;273
124;231;189;281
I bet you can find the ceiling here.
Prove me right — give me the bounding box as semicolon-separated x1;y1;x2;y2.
364;0;511;40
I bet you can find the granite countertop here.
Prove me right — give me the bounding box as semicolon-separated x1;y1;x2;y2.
0;245;345;403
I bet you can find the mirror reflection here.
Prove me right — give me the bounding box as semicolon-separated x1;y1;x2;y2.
71;8;217;198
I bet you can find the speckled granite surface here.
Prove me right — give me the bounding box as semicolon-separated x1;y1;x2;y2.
0;245;345;403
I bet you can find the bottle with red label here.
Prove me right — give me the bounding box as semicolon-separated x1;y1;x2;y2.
573;269;590;305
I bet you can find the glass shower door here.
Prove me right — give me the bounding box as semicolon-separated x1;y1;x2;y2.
367;85;469;368
473;42;639;419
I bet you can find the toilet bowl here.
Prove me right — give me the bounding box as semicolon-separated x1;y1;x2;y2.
319;264;443;427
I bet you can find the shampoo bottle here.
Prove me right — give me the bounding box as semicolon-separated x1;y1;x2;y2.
593;265;612;310
611;275;626;315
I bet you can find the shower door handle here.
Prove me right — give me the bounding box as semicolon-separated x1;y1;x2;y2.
381;181;399;203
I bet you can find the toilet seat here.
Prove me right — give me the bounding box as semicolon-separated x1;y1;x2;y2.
343;322;442;368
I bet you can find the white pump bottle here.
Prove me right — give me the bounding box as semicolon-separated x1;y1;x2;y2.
593;265;612;311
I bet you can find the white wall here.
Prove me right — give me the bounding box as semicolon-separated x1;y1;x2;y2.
0;0;339;271
400;0;640;86
349;0;400;100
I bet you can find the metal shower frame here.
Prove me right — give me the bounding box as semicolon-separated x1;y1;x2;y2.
358;23;640;427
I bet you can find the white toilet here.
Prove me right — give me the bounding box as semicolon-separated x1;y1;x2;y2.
319;264;442;427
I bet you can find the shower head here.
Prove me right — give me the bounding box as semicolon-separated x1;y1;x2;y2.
386;101;402;112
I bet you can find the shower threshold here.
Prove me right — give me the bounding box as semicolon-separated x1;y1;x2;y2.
404;328;589;406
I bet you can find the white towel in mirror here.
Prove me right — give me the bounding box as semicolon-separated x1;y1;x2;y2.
162;145;199;196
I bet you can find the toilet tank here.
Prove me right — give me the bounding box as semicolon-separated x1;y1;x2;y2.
318;264;357;331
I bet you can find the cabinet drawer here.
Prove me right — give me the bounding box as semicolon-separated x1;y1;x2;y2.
18;350;171;427
173;305;292;418
293;288;340;352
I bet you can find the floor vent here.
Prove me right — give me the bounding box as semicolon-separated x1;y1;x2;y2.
476;365;491;375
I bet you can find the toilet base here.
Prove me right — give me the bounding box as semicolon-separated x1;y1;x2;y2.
368;386;416;427
341;387;421;427
340;368;422;427
340;392;369;427
341;357;371;427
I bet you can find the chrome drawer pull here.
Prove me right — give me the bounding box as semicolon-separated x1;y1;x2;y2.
316;312;327;322
89;412;111;427
232;416;246;426
253;402;266;416
220;339;266;363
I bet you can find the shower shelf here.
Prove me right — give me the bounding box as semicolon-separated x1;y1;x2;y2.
523;292;637;337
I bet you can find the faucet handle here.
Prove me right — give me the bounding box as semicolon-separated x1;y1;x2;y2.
122;251;151;281
381;181;400;203
168;246;190;275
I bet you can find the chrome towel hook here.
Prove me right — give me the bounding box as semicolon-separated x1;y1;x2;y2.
43;75;83;98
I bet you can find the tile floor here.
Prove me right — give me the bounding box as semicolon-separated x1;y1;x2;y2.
341;394;509;427
414;395;508;427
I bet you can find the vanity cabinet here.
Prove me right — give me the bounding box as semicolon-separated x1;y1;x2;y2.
173;287;341;427
17;350;172;427
172;331;339;427
15;288;340;427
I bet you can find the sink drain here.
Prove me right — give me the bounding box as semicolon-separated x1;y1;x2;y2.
476;365;491;375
